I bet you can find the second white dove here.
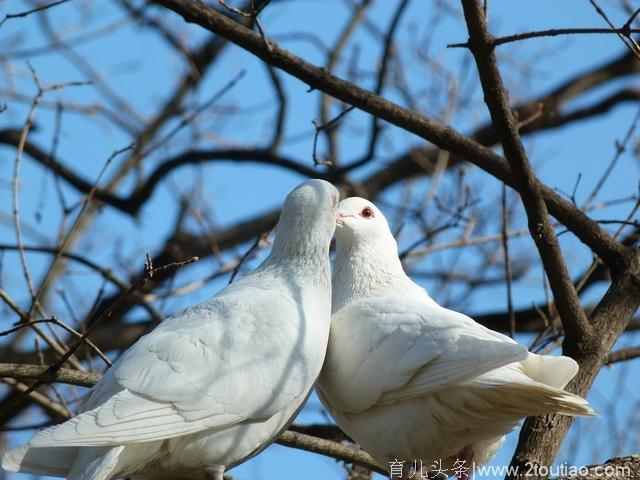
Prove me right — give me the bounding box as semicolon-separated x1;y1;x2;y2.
318;197;595;478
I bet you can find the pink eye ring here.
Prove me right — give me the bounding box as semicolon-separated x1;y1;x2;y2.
360;207;374;219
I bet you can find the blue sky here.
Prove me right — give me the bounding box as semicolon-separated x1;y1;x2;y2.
1;0;639;479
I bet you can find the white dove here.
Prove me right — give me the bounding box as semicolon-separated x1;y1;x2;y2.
317;197;595;478
3;179;339;480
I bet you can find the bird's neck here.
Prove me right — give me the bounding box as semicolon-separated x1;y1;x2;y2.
332;237;429;311
262;236;331;288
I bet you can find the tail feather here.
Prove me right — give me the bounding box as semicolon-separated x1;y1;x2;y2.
472;354;596;418
2;444;127;480
521;353;579;389
518;353;596;417
2;444;77;476
515;382;596;417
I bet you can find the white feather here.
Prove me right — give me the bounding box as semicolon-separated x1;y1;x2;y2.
1;445;77;476
318;197;596;474
3;179;338;480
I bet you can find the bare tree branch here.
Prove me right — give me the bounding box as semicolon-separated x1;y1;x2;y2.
0;130;319;216
606;346;640;365
150;0;629;268
461;0;591;342
448;26;640;49
0;363;100;388
0;0;70;28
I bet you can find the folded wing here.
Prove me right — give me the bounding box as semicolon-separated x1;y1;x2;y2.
31;288;304;447
320;296;528;413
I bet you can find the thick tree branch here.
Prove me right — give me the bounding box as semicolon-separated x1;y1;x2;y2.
0;363;100;388
457;1;640;475
278;431;384;475
461;0;591;343
509;272;640;477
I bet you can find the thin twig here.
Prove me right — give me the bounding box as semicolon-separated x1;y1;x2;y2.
0;317;112;367
312;106;356;166
265;63;287;151
12;65;90;326
448;26;640;48
0;243;164;323
64;255;198;363
351;0;411;169
0;256;198;419
583;105;640;209
606;346;640;365
0;0;71;28
0;289;83;370
13;64;47;320
0;378;69;419
29;144;134;319
317;0;371;164
141;70;246;159
405;228;531;257
229;234;266;284
588;0;640;59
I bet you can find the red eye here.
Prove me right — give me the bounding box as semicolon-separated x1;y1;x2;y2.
360;207;374;219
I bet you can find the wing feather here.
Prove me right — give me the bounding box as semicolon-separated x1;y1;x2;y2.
32;280;314;446
30;391;242;446
319;296;527;413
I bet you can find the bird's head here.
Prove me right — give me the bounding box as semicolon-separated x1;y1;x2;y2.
281;179;339;227
335;197;392;247
273;179;339;256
